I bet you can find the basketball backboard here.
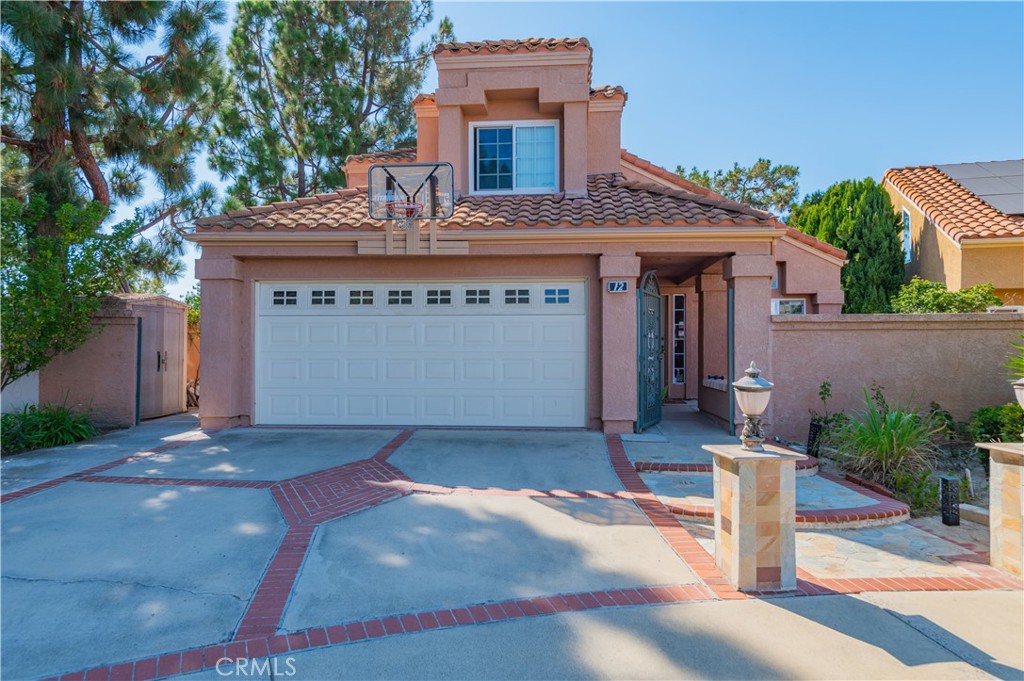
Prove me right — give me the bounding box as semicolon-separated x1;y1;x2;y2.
368;162;454;220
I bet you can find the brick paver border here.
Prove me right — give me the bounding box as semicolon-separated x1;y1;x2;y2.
0;431;209;504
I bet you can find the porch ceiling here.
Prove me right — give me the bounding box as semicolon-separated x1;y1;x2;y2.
640;255;725;286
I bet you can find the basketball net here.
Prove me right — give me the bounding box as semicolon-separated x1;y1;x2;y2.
385;200;423;231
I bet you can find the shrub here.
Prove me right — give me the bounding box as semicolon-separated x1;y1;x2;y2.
1;403;96;455
831;389;940;486
890;470;939;517
890;277;1002;313
928;402;962;442
967;403;1024;443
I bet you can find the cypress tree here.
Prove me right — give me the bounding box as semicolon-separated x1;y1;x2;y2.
789;178;904;313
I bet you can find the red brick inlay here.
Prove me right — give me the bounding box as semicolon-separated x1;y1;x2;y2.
605;434;743;600
79;476;275;489
56;584;713;681
233;526;316;640
372;428;415;461
635;454;818;474
273;458;412;525
0;433;206;504
405;482;631;500
654;471;909;526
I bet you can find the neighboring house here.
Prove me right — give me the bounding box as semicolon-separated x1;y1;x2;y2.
188;38;845;434
882;160;1024;305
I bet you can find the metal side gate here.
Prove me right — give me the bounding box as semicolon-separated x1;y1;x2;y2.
636;271;664;432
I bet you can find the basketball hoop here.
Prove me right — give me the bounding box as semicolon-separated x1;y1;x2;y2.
385;200;423;231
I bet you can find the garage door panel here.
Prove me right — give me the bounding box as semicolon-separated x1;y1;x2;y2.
256;281;587;427
345;324;377;345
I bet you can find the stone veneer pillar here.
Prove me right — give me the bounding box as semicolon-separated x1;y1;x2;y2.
975;442;1024;576
702;443;806;591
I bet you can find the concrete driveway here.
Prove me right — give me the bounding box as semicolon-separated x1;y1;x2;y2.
1;416;1021;681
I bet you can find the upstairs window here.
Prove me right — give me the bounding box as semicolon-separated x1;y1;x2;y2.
472;121;558;194
902;209;913;264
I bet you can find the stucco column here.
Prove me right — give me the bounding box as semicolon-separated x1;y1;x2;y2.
438;106;465;195
697;271;729;423
599;254;641;433
976;442;1024;576
725;254;775;431
195;257;245;429
562;101;588;197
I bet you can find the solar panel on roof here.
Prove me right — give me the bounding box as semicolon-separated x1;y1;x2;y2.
935;160;1024;215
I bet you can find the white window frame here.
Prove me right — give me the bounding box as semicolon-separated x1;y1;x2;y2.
902;209;913;264
468;120;560;196
771;298;807;315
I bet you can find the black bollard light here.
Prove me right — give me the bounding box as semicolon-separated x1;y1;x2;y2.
940;475;960;526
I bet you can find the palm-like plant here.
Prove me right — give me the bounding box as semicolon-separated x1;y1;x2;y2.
833;389;941;486
1006;334;1024;380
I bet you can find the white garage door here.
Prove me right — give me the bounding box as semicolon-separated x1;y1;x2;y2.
255;281;587;427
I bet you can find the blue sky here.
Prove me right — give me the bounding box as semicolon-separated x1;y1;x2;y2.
159;1;1023;299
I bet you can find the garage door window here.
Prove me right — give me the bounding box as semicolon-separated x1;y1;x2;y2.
273;290;297;306
426;289;452;305
466;289;491;304
505;288;530;304
311;290;336;305
349;290;374;305
388;289;413;305
544;288;570;304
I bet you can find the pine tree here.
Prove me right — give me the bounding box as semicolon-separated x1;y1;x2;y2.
210;0;453;207
1;0;224;242
789;178;904;313
676;159;800;216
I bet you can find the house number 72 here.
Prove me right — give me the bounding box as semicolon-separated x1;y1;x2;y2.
607;281;628;293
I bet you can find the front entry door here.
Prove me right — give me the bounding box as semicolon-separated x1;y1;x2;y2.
636;271;664;431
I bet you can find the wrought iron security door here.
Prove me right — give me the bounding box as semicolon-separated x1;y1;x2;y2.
636;271;664;432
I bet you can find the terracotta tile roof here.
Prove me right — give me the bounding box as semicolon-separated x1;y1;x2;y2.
345;147;417;164
884;164;1024;242
194;173;777;233
590;85;627;101
434;38;590;56
620;149;723;201
412;93;436;106
781;227;846;260
620;149;846;260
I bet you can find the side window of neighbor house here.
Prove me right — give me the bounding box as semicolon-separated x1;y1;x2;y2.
474;122;557;194
902;209;912;264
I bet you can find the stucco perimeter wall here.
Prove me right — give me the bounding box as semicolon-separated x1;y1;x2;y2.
770;313;1024;442
39;311;139;429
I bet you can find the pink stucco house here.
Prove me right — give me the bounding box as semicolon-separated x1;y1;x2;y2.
188;38;845;434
